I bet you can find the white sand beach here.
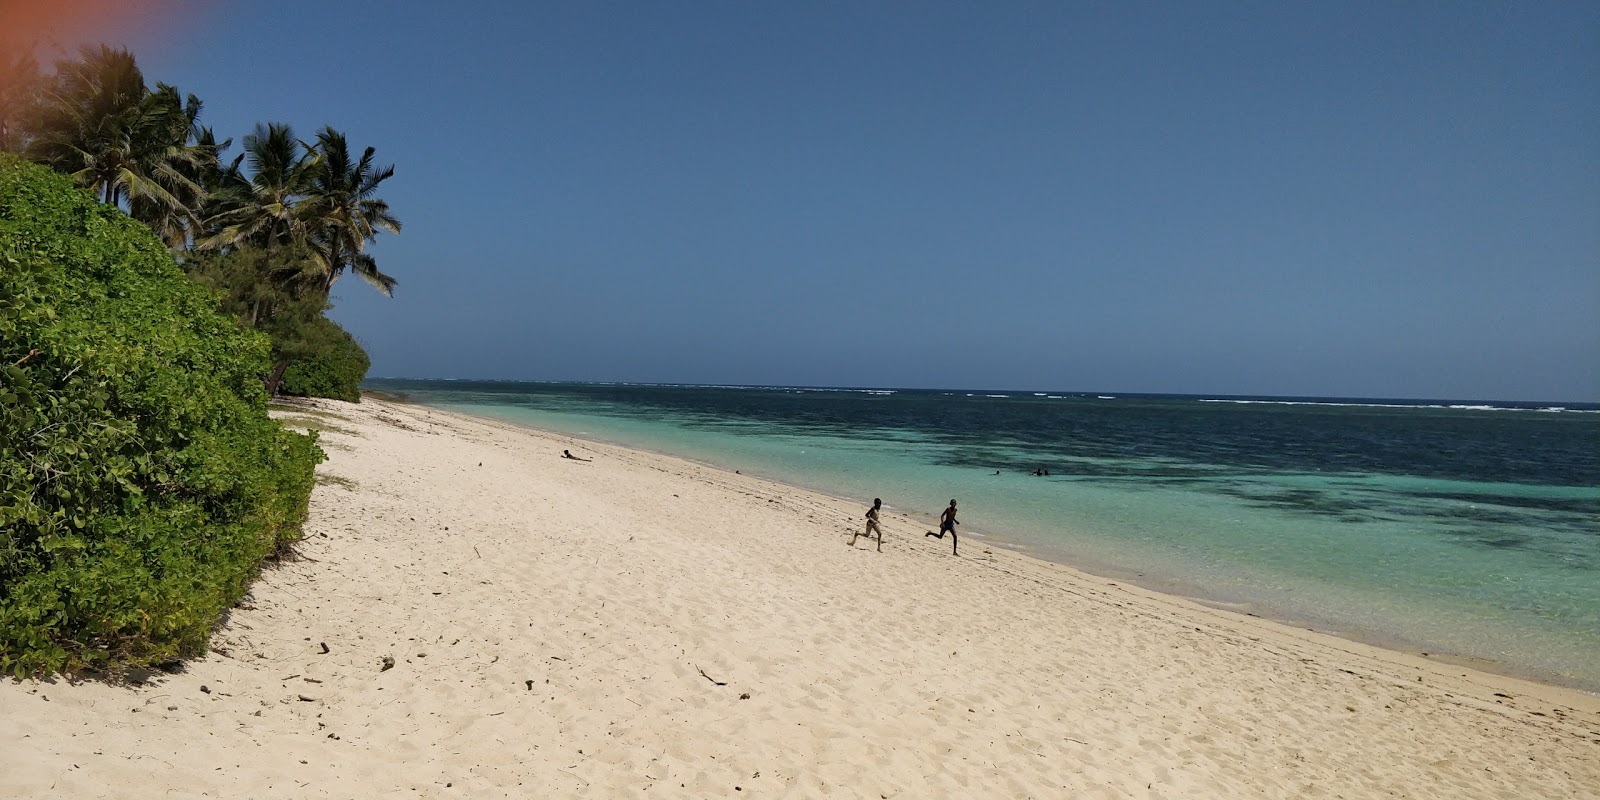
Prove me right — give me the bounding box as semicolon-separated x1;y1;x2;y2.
3;397;1597;799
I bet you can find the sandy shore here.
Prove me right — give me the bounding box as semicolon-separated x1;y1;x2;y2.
3;397;1597;799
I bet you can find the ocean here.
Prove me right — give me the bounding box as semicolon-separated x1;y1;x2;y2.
365;379;1600;692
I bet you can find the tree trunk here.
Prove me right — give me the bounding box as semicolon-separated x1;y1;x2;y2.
264;358;292;397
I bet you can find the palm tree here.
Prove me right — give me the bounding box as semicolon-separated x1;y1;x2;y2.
301;127;402;295
25;45;205;224
0;41;40;153
128;88;217;248
194;126;402;396
183;125;236;223
199;121;312;253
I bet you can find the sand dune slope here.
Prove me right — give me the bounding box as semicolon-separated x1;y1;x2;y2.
3;398;1597;798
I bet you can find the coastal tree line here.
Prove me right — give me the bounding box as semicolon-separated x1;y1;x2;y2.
0;39;399;675
1;42;400;398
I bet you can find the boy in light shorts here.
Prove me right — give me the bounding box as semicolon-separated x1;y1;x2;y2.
850;498;884;552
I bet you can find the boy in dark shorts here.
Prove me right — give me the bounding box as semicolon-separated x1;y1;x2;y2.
926;499;959;555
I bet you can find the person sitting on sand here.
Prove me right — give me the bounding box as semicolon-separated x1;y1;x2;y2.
561;449;591;462
925;499;959;555
849;498;885;552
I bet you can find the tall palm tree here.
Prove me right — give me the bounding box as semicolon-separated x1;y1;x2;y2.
185;125;236;222
199;121;312;253
301;126;402;295
0;41;39;153
193;126;403;396
128;87;217;248
25;45;205;222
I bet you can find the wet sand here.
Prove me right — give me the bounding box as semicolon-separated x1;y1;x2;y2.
3;397;1597;798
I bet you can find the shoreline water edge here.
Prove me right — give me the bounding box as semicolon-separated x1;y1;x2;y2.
4;396;1597;798
372;379;1600;696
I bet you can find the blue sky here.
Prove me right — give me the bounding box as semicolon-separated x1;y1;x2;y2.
89;2;1600;399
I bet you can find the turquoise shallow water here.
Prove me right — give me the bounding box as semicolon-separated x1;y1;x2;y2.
369;380;1600;692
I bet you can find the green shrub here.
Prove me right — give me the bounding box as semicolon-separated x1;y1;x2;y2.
0;154;323;677
279;316;370;403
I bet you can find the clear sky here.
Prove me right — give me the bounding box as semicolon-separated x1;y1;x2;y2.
50;1;1600;399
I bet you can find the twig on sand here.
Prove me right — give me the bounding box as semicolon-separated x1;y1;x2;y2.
696;666;727;686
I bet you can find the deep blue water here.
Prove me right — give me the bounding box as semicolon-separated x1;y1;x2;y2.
366;379;1600;690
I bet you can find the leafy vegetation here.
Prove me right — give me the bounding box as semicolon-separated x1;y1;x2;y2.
0;39;409;675
0;43;39;153
22;45;210;245
279;317;371;403
0;134;322;674
5;42;402;399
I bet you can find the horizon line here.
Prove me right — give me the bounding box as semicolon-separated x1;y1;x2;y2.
361;376;1600;409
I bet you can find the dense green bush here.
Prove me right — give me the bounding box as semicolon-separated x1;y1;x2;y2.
278;316;370;403
181;243;363;399
0;154;323;677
